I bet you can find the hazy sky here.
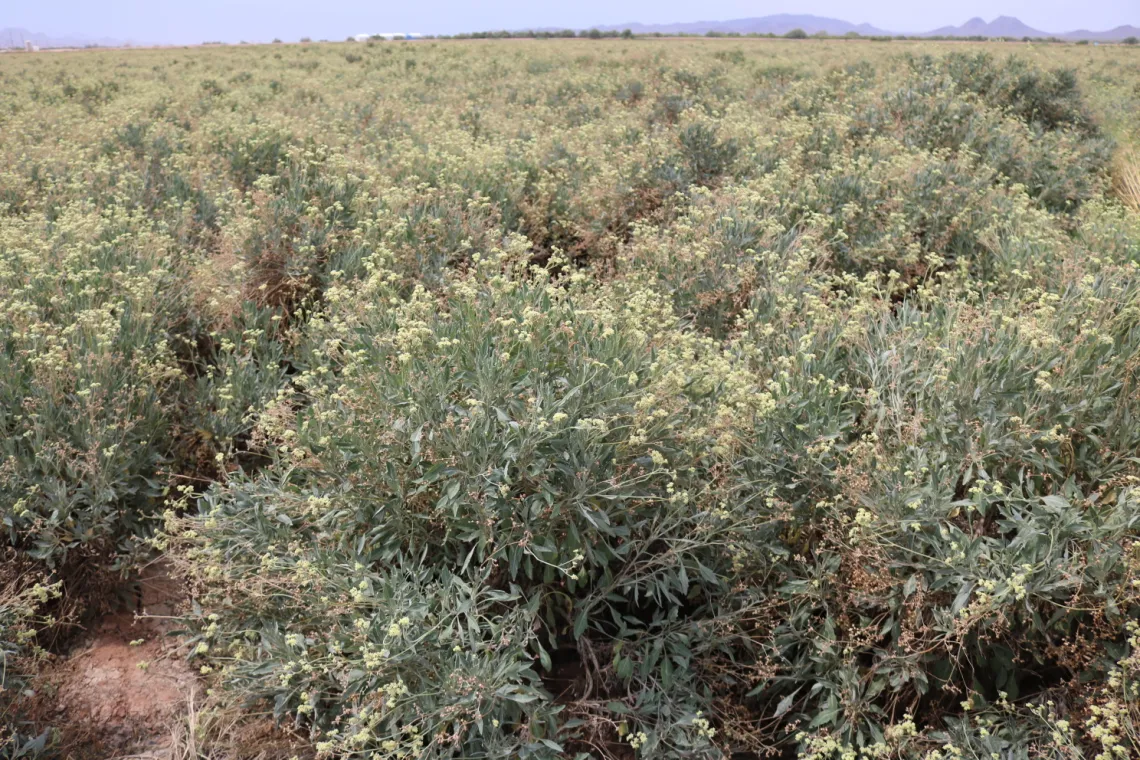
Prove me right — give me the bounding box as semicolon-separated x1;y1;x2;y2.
6;0;1137;44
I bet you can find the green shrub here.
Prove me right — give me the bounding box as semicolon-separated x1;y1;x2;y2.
673;123;740;187
0;210;185;573
0;159;292;624
171;247;776;757
933;53;1097;134
726;276;1140;750
225;130;292;190
0;561;57;758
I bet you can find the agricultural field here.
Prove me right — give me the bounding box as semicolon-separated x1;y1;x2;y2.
2;36;1140;759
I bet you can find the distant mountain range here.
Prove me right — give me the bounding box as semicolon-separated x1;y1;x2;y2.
595;15;1140;41
924;16;1044;38
598;14;890;37
921;16;1140;41
0;27;138;49
3;16;1138;50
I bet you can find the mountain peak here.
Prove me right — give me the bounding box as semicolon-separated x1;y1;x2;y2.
596;15;1140;40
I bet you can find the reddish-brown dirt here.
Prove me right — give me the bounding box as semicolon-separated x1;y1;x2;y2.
24;561;310;759
42;561;198;756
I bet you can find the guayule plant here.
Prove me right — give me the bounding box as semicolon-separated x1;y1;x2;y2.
171;246;776;758
0;209;183;571
723;281;1140;750
0;561;58;758
0;206;286;579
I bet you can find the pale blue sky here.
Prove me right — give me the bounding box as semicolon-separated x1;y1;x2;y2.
5;0;1136;44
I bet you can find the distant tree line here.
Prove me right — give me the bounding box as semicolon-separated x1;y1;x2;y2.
195;30;1137;47
449;29;618;39
441;28;1120;43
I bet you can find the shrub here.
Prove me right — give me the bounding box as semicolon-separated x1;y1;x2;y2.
934;53;1097;133
615;80;644;105
225;130;292;190
673;122;740;187
171;248;771;758
0;561;58;757
0;210;186;575
785;29;809;39
0;203;284;604
725;274;1140;750
650;93;692;124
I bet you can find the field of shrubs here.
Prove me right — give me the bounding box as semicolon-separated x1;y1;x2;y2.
2;36;1140;759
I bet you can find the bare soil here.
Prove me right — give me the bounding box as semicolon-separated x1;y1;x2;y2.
37;561;198;758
